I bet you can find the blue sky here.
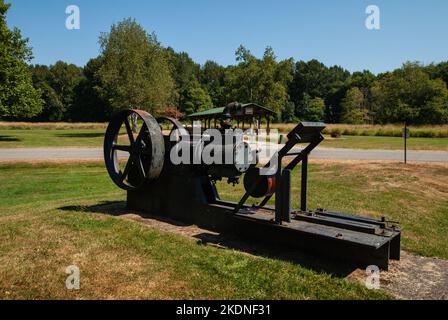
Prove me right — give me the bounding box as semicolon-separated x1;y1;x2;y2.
6;0;448;73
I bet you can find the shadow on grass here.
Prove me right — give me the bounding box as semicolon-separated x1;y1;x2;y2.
0;135;21;142
59;201;190;228
59;201;359;277
55;133;104;138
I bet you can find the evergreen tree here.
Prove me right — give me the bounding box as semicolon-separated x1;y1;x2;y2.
70;57;111;121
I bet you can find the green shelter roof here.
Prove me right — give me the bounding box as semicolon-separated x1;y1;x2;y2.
188;107;225;118
240;103;276;115
188;103;275;119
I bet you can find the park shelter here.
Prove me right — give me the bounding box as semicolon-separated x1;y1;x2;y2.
188;103;276;133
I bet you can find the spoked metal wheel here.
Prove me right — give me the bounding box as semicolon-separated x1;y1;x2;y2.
104;109;165;190
157;116;188;140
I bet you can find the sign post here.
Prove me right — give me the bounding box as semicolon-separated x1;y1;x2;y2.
403;123;410;164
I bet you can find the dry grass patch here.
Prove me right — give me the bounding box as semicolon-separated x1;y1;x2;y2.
1;203;386;299
217;160;448;259
0;122;107;130
271;123;448;138
317;161;448;195
309;161;448;258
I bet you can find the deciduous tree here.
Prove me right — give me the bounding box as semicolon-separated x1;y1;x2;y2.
0;0;42;119
302;94;325;121
200;60;226;107
98;18;174;115
226;45;293;117
340;87;367;124
179;80;213;115
371;62;448;124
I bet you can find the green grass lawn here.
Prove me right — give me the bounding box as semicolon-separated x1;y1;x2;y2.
1;128;447;151
1;161;447;299
0;129;104;148
0;161;391;300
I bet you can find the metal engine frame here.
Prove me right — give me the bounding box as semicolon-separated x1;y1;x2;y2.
105;109;401;270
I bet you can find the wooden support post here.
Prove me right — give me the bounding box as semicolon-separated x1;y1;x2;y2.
266;116;270;135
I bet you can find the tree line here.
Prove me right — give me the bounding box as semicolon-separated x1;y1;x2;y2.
1;3;448;124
